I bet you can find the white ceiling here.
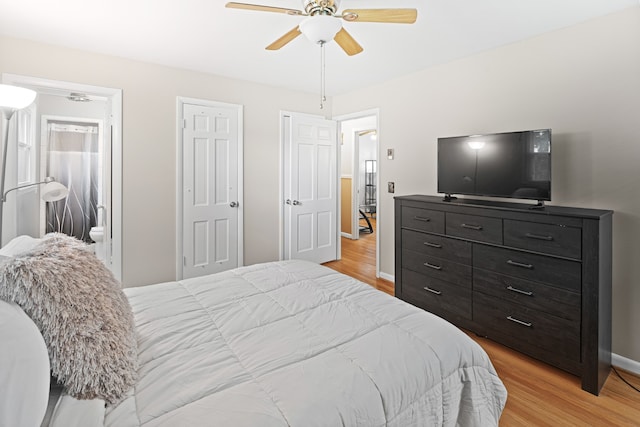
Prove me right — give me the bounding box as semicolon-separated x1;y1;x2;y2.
0;0;637;96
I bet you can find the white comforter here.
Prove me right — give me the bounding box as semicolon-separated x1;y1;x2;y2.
105;260;506;426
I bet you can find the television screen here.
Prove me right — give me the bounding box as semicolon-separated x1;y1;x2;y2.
437;129;551;201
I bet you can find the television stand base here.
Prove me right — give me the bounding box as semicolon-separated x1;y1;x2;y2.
443;194;457;202
528;201;546;210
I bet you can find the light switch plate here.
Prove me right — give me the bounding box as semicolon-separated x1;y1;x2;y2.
388;182;395;193
387;148;394;160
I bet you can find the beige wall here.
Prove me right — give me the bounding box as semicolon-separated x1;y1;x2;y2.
0;35;327;287
333;8;640;362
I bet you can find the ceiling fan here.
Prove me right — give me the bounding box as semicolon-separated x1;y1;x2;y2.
225;0;418;56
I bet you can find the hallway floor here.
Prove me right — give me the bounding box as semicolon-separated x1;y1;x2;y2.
323;218;393;295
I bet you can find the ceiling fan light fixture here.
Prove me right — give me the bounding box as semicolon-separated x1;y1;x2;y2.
304;0;338;16
299;15;342;44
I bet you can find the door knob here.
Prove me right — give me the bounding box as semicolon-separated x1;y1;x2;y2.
230;201;238;208
292;200;301;206
285;199;292;205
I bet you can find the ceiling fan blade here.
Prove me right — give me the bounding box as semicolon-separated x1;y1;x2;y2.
341;9;417;24
225;2;304;15
334;28;363;56
266;26;302;50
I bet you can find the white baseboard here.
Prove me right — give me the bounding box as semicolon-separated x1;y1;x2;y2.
379;271;394;282
612;353;640;375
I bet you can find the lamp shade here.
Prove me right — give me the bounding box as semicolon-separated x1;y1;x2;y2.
299;15;342;44
0;84;37;111
41;181;69;202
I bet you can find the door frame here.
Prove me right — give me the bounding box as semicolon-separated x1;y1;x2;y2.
278;110;340;261
1;73;123;281
334;108;380;277
176;96;244;280
352;128;378;241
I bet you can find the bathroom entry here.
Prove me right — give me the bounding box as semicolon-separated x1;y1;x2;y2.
42;120;102;239
3;73;123;280
41;119;102;244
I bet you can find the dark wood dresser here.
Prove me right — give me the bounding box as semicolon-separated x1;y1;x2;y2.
394;195;613;395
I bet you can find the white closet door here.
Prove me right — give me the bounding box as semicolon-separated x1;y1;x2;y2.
182;103;240;278
285;114;338;264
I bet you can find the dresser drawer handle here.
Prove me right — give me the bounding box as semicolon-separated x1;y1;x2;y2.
525;232;554;241
507;259;534;269
461;223;483;230
423;242;442;248
423;286;442;295
506;285;534;296
424;262;442;270
507;316;532;327
414;216;431;222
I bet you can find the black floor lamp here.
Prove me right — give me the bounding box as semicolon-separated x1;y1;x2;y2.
0;84;68;246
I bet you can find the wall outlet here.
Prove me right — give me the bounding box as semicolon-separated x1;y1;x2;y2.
388;182;395;193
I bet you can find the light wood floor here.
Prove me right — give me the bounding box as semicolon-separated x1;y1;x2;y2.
323;219;640;426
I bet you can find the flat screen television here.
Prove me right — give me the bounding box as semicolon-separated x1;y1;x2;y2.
437;129;551;202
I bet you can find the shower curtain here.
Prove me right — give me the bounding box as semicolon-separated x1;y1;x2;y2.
46;122;99;243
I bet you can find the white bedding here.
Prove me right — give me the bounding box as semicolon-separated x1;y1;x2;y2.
103;260;506;426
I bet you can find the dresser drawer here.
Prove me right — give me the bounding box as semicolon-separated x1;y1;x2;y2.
402;229;471;265
446;212;502;244
473;245;581;292
504;220;581;259
474;292;580;361
402;206;444;233
473;268;580;322
402;269;472;320
402;249;471;286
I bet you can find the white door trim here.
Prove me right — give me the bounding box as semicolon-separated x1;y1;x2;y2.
1;73;123;281
176;96;244;280
352;129;361;240
334;109;380;278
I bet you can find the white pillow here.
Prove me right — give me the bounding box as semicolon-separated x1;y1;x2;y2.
0;235;42;257
49;394;106;427
0;299;50;427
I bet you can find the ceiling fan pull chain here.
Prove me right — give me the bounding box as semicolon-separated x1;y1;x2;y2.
320;41;326;109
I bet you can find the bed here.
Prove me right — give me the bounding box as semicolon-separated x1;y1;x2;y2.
0;236;507;427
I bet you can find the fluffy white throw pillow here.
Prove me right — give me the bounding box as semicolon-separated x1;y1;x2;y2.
0;233;137;405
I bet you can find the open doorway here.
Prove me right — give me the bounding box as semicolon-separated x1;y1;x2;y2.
40;117;103;244
335;110;379;277
355;129;377;238
1;74;122;280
